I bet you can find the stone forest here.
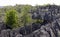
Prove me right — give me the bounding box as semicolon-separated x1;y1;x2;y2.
0;4;60;37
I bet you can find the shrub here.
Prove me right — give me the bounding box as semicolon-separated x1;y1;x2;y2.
5;9;19;29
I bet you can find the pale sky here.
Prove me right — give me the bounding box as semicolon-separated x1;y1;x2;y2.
0;0;60;6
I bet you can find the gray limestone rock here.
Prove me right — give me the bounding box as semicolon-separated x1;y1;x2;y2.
16;34;22;37
1;29;11;37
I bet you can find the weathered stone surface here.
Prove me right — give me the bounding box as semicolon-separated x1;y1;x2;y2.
1;29;11;37
0;22;6;34
16;34;22;37
10;29;20;37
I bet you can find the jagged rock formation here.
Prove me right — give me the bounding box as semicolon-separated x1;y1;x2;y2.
0;5;60;37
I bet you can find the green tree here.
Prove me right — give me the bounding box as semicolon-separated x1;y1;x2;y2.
20;5;32;26
20;5;32;34
5;9;19;29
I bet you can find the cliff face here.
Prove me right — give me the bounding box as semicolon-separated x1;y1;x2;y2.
0;5;60;37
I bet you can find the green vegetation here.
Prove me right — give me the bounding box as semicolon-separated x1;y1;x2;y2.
5;9;19;29
34;19;43;23
0;5;43;29
20;5;32;26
